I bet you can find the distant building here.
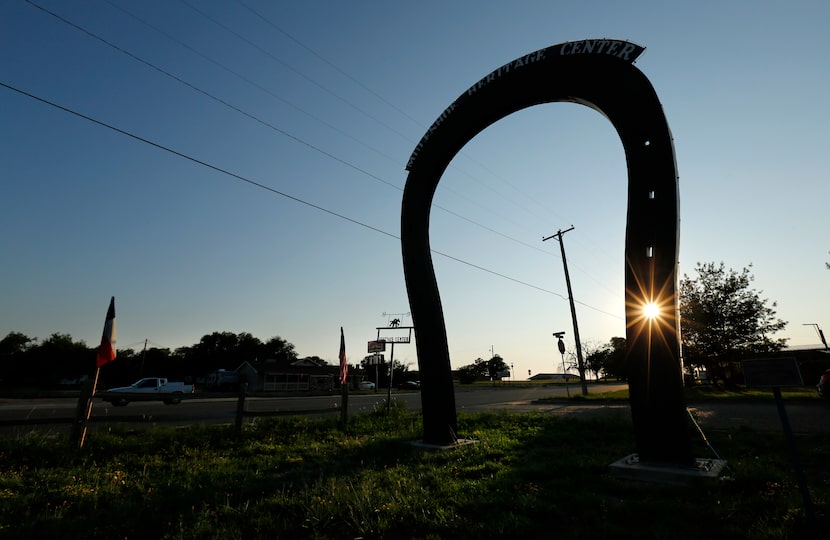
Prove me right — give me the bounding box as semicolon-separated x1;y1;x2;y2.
781;346;830;386
235;358;336;392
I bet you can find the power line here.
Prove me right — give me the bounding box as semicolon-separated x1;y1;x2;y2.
102;0;405;170
27;0;553;259
178;0;415;145
16;3;625;320
0;81;397;240
234;0;426;130
26;0;401;192
230;1;570;231
113;0;614;275
222;0;561;252
3;81;614;313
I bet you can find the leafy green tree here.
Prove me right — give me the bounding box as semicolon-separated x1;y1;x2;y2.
0;331;36;356
486;355;509;381
172;345;196;378
383;359;410;388
260;336;297;366
137;347;173;378
583;346;607;381
236;333;262;363
679;262;787;386
99;347;137;387
456;356;507;384
0;332;37;384
456;362;483;384
26;333;92;384
357;354;409;388
584;337;626;381
605;337;627;380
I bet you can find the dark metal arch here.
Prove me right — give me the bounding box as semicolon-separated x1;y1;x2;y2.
401;39;692;465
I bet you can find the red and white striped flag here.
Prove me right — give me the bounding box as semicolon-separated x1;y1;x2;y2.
96;297;117;367
339;327;348;385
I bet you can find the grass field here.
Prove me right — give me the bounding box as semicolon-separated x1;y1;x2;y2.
1;398;828;539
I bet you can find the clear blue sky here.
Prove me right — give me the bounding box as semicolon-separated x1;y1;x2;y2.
2;1;828;378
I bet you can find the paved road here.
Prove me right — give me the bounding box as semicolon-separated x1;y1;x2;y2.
1;384;826;437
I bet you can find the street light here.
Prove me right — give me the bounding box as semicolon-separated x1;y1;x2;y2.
553;332;569;398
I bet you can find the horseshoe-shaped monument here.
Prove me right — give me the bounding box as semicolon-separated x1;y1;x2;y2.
401;39;694;467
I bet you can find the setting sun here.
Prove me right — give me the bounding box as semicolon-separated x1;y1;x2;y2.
643;302;661;319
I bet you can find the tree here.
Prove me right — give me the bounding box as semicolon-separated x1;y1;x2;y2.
581;340;607;380
138;347;173;379
0;332;37;385
605;337;627;380
486;355;509;382
260;336;297;366
235;332;263;364
679;262;787;386
584;348;607;381
457;358;485;384
584;337;627;381
1;329;309;390
456;356;507;384
25;333;92;385
300;355;329;366
0;331;36;356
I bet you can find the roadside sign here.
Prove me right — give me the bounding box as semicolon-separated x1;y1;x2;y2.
363;353;384;365
367;340;386;353
378;336;411;343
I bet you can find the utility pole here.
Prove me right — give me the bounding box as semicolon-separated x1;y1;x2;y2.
543;226;588;395
139;338;148;378
803;323;829;350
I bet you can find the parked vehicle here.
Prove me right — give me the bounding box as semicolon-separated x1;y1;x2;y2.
205;369;240;391
100;377;195;406
817;369;830;398
397;380;420;390
358;381;375;390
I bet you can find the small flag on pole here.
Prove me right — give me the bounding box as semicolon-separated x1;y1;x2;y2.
339;326;348;385
96;296;116;367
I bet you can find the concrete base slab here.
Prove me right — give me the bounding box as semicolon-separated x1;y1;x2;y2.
609;453;728;485
410;438;478;451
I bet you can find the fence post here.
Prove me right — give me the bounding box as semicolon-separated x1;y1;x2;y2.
69;379;94;448
235;383;248;436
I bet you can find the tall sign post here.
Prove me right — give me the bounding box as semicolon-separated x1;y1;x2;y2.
376;325;413;412
366;340;386;393
553;332;570;398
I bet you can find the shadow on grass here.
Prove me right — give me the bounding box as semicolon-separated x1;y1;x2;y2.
0;402;827;539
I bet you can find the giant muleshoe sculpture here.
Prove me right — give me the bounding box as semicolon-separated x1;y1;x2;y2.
401;39;693;466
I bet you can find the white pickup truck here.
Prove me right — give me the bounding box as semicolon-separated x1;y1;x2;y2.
100;377;195;406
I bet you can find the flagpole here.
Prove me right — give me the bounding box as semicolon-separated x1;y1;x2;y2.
340;374;349;428
339;327;349;428
78;366;101;448
77;296;116;449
